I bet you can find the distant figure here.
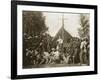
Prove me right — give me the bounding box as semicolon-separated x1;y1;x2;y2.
25;48;33;65
80;38;87;65
53;50;61;64
63;53;71;64
32;50;38;65
56;36;63;52
50;48;56;64
86;42;90;65
57;36;63;44
43;52;50;64
26;48;33;58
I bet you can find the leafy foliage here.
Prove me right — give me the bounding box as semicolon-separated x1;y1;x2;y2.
78;14;90;39
23;11;48;66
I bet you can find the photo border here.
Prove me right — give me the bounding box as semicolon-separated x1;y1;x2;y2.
11;0;97;79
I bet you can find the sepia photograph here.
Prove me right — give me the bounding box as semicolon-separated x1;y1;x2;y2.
11;1;97;79
22;11;90;69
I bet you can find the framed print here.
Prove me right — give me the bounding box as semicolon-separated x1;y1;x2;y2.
11;0;98;79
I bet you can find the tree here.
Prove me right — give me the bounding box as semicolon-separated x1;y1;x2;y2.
78;14;90;65
23;11;47;36
78;14;90;39
23;11;48;67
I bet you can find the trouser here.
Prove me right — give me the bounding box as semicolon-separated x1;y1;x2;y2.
80;50;86;65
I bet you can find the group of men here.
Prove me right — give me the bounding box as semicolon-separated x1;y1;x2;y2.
25;36;89;66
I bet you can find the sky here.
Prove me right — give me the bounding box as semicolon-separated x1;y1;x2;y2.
43;12;82;37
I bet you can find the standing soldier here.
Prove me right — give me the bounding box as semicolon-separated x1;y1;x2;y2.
80;38;87;65
86;41;90;65
56;36;63;52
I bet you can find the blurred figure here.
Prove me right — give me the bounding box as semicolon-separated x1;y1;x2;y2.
50;48;56;64
25;48;33;65
32;50;39;65
56;36;63;51
43;51;50;64
53;50;62;64
80;38;87;65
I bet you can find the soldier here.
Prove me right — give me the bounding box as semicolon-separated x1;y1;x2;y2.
50;48;55;64
25;48;33;65
56;36;63;51
32;50;38;65
80;38;87;65
43;51;50;64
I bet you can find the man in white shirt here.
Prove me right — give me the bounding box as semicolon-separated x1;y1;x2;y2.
80;38;87;65
56;36;63;51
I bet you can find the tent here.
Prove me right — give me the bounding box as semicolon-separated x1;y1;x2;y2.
52;27;73;48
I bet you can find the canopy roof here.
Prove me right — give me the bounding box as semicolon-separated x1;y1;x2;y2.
52;27;72;44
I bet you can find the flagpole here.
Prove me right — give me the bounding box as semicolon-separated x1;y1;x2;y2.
61;13;64;53
62;13;64;41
